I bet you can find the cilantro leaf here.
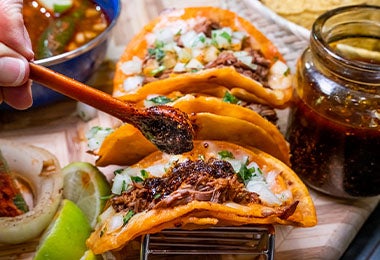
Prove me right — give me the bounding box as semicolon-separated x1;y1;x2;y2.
218;150;234;159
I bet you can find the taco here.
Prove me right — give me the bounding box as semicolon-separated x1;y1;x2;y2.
94;95;290;166
87;140;316;254
113;7;293;107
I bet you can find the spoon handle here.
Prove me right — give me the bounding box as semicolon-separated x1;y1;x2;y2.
29;62;138;123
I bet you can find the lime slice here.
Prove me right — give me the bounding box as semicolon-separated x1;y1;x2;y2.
80;249;102;260
62;162;111;228
34;199;91;260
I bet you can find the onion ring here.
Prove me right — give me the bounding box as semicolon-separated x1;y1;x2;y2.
0;139;63;244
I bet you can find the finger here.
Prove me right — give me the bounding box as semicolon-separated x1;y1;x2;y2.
0;43;30;86
0;0;34;60
0;81;33;110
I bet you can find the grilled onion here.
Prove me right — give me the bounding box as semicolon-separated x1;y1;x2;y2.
0;140;63;244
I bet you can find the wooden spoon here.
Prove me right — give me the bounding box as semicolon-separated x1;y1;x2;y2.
29;62;194;154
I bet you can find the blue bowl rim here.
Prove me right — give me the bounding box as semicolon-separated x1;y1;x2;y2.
34;0;121;67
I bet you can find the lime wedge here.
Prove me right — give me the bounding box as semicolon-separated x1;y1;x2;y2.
62;162;111;229
80;249;102;260
34;199;91;260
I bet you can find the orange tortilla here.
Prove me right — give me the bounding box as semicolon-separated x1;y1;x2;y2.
113;7;293;107
95;95;290;166
87;140;316;254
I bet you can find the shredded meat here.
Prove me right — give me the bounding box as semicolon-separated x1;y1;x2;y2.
193;19;221;37
242;102;278;124
111;158;261;213
204;49;271;88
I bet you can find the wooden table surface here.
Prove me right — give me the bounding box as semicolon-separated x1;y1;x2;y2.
0;0;379;259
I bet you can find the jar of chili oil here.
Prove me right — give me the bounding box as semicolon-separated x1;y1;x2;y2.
286;5;380;198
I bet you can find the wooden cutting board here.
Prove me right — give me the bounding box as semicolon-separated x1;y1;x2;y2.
0;0;378;259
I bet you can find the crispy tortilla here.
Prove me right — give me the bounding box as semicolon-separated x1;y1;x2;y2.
95;95;290;166
87;140;316;254
113;7;293;107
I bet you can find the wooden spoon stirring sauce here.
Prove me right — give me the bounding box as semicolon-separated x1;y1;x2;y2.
29;63;194;154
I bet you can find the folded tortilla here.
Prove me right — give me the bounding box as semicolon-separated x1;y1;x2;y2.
113;7;293;107
87;140;316;254
95;95;290;166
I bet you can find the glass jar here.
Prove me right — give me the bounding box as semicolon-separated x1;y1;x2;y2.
286;5;380;198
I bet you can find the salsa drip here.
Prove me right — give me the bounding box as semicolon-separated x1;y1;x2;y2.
23;0;109;59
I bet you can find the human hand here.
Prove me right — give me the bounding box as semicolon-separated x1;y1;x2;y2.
0;0;34;109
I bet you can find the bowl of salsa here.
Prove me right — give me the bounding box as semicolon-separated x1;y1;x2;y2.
2;0;120;110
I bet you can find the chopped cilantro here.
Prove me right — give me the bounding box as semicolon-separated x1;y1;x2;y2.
151;65;166;76
114;169;124;175
100;194;113;200
154;193;162;199
175;29;182;36
123;210;135;225
220;31;232;43
130;176;144;183
283;67;291;76
237;163;255;183
222;91;240;104
148;95;173;104
121;180;128;192
154;40;164;48
141;169;149;179
218;150;234;159
148;48;165;61
199;34;206;43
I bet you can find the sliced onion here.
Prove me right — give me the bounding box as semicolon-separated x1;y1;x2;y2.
0;140;63;244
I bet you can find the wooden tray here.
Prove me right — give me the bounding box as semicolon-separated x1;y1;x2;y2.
0;0;378;259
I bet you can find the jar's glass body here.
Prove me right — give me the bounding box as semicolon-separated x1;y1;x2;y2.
286;5;380;198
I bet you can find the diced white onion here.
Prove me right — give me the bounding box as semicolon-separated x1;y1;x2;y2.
212;27;233;49
180;30;198;48
204;46;219;63
186;58;204;69
232;31;247;40
154;28;174;43
173;62;186;72
123;76;144;92
266;170;280;188
144;163;166;177
86;126;114;151
112;174;132;195
76;102;98;122
246;181;282;206
175;46;192;63
268;60;292;90
107;213;124;233
120;56;143;75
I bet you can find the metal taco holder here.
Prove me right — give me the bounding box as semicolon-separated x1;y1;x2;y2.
141;225;275;259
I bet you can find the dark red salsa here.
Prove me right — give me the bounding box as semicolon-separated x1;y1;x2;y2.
23;0;109;59
287;96;380;197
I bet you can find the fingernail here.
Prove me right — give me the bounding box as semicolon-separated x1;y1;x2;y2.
0;57;26;86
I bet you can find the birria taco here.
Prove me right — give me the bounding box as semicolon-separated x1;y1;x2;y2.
86;140;316;254
113;7;293;107
93;94;290;166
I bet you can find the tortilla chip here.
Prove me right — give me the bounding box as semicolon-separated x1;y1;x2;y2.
87;140;316;254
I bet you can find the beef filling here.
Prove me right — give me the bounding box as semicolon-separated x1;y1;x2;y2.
142;19;272;88
111;158;261;213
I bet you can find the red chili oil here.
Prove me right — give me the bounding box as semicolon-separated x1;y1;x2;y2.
286;5;380;198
